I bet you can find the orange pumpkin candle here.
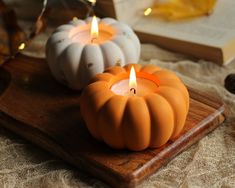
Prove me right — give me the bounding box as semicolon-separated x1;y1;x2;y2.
80;64;189;151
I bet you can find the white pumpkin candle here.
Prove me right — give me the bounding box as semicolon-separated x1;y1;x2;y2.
46;17;140;90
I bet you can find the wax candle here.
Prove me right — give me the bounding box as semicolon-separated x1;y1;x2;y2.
111;66;160;96
70;16;115;44
46;16;140;90
80;64;189;151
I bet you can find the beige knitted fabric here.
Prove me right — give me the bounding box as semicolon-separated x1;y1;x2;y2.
0;44;235;188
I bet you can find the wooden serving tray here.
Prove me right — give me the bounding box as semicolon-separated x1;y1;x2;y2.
0;54;226;188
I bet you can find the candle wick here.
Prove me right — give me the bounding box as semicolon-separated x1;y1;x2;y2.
130;88;136;95
91;37;97;43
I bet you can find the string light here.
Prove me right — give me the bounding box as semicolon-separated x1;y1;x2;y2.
144;8;152;16
87;0;96;6
18;43;26;50
73;17;78;21
2;0;96;62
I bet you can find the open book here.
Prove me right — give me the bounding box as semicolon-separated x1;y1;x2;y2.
107;0;235;65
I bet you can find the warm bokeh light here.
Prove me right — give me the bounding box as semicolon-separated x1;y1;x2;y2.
18;43;26;50
88;0;96;5
129;66;137;90
144;8;152;16
90;16;99;39
72;16;78;21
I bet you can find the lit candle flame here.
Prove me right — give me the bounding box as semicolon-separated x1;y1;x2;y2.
144;8;152;16
129;66;137;94
18;43;26;50
90;16;99;40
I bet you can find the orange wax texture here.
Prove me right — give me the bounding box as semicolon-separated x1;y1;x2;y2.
80;64;190;151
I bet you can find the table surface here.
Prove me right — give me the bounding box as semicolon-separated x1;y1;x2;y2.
0;48;234;188
0;54;227;188
0;1;235;187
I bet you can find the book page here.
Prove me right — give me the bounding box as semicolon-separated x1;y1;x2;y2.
132;0;235;47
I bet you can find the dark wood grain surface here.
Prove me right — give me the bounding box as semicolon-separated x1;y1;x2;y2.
0;54;226;188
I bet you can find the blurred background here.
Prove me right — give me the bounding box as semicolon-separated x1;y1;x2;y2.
0;0;113;59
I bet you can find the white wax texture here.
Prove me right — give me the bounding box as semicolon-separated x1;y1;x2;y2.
70;24;114;45
111;78;159;96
